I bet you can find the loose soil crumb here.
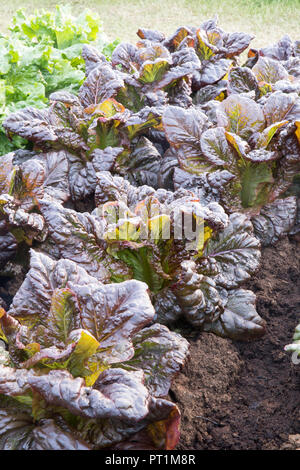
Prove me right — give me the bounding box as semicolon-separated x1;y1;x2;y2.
173;236;300;450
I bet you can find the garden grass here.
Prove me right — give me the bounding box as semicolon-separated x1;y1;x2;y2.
0;0;299;49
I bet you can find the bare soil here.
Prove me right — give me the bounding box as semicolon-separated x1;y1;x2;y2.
172;236;300;450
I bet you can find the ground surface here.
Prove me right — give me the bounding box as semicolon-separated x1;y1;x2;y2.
0;0;300;49
172;236;300;450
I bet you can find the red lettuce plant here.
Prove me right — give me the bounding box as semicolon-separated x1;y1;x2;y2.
0;249;188;449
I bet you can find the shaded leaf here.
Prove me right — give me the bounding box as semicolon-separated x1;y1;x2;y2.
124;324;189;396
251;196;297;246
205;289;266;340
204;213;261;288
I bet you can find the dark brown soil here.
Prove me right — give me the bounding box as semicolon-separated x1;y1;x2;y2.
173;236;300;450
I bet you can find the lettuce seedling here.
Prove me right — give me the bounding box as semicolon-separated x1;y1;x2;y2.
285;322;300;361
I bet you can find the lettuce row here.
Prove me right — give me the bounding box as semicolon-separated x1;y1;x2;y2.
1;20;299;449
3;22;300;247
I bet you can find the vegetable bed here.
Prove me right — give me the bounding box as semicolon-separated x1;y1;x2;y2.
0;9;299;450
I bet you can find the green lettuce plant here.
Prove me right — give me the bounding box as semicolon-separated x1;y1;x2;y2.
0;5;118;155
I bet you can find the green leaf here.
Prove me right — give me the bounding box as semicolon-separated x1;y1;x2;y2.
138;59;170;84
48;288;77;344
240;161;274;208
256;121;288;148
113;246;165;293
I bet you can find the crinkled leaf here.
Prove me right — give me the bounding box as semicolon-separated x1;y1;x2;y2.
263;91;300;126
0;195;46;243
252;56;289;84
163;105;208;148
125;106;162;139
155;48;200;90
0;365;31;396
28;368;150;421
137;28;165;43
82;44;107;76
67;279;155;362
243;148;280;163
39;200;110;281
123;137;161;188
227;66;260;99
204;213;261;288
32;420;91;450
0;229;17;268
205;289;266;340
7;250;95;325
197;58;231;87
66;153;98;200
111;43;139;72
259;35;294;61
0;404;34;450
217;95;265;140
36;150;70;203
79;65;124;107
251;196;297;246
193;81;227;105
123;324;189;397
3;107;58;146
92;146;123;173
200;127;237;168
223;32;254;58
0;395;89;450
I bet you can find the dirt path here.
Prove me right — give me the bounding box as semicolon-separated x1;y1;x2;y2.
172;236;300;450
